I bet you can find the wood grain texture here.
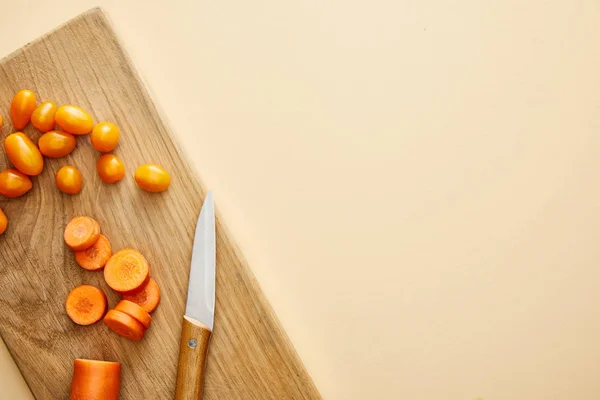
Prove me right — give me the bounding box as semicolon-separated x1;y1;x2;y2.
0;8;321;400
175;317;212;400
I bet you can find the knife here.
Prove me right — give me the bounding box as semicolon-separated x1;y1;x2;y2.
175;192;216;400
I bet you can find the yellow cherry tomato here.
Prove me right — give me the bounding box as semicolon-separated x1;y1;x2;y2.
135;164;171;192
0;208;7;235
31;101;57;133
55;105;94;135
4;132;44;176
91;122;120;152
10;90;36;130
97;154;125;183
0;169;32;198
38;131;76;158
56;166;82;195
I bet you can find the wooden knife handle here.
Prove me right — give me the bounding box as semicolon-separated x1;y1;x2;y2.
175;316;212;400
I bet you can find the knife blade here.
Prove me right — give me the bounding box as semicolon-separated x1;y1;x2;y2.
175;191;216;400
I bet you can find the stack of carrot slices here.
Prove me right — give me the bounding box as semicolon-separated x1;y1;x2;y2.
63;216;161;341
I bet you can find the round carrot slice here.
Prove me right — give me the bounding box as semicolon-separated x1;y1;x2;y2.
64;216;101;251
104;249;150;293
65;285;107;325
103;309;146;341
75;234;112;271
70;359;121;400
114;300;152;328
122;278;161;313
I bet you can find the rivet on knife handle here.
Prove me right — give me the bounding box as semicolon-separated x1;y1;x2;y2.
175;316;212;400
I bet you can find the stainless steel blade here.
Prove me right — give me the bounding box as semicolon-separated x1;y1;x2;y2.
185;191;216;330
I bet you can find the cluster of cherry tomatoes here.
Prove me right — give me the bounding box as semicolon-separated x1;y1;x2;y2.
0;89;172;235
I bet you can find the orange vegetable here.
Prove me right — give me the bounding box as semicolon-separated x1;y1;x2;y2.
122;278;161;313
91;122;120;152
104;249;150;293
64;216;101;251
31;101;57;132
0;208;7;235
56;166;83;195
10;90;36;130
65;285;107;325
75;234;112;271
134;164;171;192
38;130;76;158
103;309;146;341
69;359;121;400
4;132;44;176
0;169;32;198
55;105;94;135
114;300;152;329
97;154;125;183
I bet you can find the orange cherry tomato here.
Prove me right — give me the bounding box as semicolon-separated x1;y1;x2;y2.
134;164;171;192
56;166;82;195
0;169;32;198
91;122;120;152
0;208;7;235
31;101;57;133
97;154;125;183
38;131;76;158
10;90;36;130
4;132;44;176
55;105;94;135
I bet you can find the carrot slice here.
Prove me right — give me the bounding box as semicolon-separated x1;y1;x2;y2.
122;278;161;313
103;309;146;341
75;234;112;271
114;300;152;329
65;285;107;325
104;249;150;293
69;359;121;400
64;216;101;251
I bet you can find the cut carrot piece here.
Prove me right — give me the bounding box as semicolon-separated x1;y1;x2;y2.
69;359;121;400
114;300;152;329
65;285;107;326
75;234;112;271
103;309;146;341
64;216;101;251
122;278;161;313
104;249;150;293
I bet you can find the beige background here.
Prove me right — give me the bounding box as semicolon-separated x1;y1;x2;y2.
1;0;600;399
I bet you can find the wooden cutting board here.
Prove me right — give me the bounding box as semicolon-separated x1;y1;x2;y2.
0;8;321;400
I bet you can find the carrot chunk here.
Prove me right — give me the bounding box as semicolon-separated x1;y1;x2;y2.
65;285;107;325
122;278;161;313
114;300;152;329
75;234;112;271
104;249;150;293
103;309;146;341
69;359;121;400
64;216;101;251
